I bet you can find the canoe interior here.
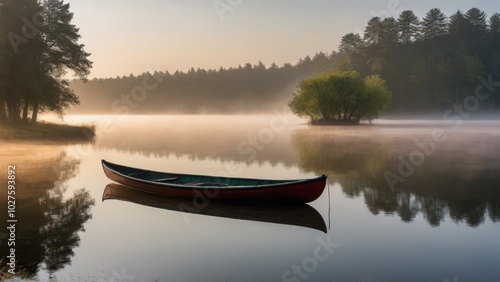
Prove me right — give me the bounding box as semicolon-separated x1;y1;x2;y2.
107;161;294;188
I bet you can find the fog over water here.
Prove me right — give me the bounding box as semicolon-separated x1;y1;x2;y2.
1;115;499;281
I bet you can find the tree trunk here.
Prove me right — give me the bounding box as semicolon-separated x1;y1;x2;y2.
347;109;356;121
14;105;21;121
399;74;404;110
7;100;14;120
435;84;439;111
8;99;21;122
0;96;7;121
22;99;30;122
31;101;39;124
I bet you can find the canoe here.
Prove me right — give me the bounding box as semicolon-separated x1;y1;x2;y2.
101;160;327;203
103;183;327;233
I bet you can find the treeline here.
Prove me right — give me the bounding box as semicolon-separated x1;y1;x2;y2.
338;8;500;114
70;53;339;114
71;7;500;116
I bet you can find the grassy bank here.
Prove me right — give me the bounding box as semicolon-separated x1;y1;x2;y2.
0;121;95;140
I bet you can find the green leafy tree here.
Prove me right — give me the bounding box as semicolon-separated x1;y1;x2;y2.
361;75;394;120
288;71;392;124
288;77;322;122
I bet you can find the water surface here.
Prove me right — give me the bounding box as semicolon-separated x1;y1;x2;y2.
1;115;499;282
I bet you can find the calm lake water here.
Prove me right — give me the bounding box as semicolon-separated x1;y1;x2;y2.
1;115;499;282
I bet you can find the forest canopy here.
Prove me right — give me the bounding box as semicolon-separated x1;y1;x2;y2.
338;7;500;114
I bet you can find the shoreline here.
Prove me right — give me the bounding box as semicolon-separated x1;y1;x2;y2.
0;122;96;141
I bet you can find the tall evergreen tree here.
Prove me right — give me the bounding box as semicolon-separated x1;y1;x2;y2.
449;10;471;53
489;13;500;94
339;33;364;54
421;8;448;39
465;8;488;59
364;17;398;49
0;0;91;123
490;13;500;34
380;17;398;45
338;33;365;69
364;17;384;45
397;10;420;44
490;13;500;55
465;8;488;38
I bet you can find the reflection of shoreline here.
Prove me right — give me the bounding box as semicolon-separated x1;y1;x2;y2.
0;143;95;278
103;183;327;233
291;127;500;227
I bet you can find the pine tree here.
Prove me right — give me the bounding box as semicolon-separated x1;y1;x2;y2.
465;8;488;38
339;33;364;54
490;13;500;35
364;17;384;45
0;0;91;123
421;8;448;39
397;10;420;44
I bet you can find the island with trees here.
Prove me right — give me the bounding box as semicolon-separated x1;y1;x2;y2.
288;71;392;124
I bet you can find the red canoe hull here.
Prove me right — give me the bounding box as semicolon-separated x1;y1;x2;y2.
102;160;327;203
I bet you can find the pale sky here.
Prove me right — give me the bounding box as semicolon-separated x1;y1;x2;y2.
67;0;499;79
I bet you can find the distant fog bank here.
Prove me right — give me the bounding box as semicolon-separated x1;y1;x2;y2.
69;53;339;115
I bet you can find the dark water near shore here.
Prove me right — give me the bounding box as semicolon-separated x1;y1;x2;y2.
1;115;499;282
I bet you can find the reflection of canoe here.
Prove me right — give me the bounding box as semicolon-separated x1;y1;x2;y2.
103;183;327;233
102;160;327;203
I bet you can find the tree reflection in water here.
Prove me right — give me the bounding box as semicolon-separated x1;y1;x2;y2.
40;188;94;273
0;143;94;279
291;128;500;227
